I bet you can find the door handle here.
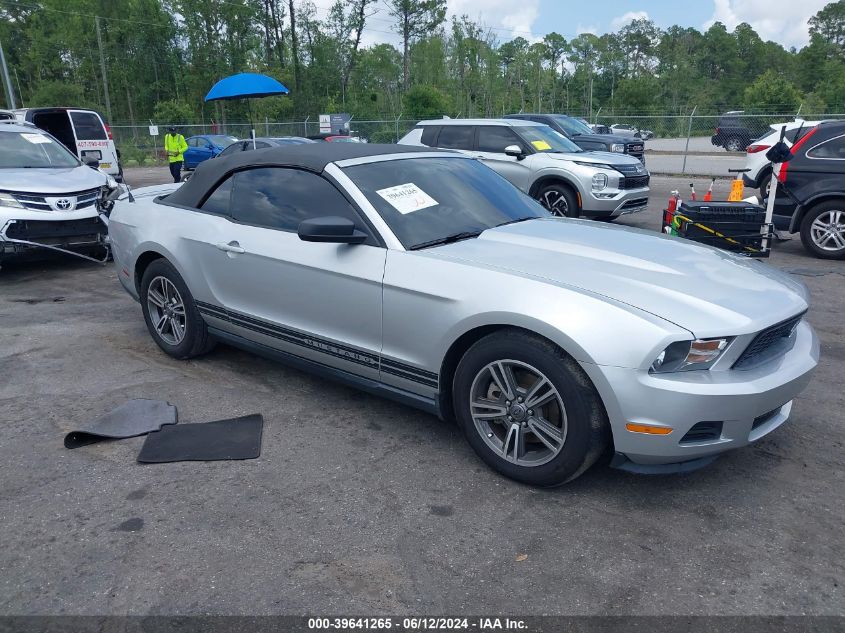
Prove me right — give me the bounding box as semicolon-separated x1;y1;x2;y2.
215;241;245;254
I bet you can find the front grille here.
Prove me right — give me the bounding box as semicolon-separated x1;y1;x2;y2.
680;421;723;444
5;217;105;241
620;174;650;189
733;314;804;369
7;188;100;211
619;197;648;210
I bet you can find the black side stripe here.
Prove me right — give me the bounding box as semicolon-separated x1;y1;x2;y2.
195;300;438;388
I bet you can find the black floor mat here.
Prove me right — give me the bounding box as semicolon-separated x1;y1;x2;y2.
65;399;178;449
137;414;263;463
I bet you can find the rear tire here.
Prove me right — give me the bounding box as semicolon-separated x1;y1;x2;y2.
536;183;579;218
799;201;845;260
757;167;772;199
725;137;744;152
140;259;216;359
452;330;609;486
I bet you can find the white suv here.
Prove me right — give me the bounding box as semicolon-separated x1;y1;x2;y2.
0;121;117;266
399;119;649;219
743;120;821;198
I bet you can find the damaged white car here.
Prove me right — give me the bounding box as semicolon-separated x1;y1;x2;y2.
0;120;119;266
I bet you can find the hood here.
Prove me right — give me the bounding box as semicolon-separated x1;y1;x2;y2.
425;219;807;338
543;150;645;169
572;132;643;147
0;165;108;193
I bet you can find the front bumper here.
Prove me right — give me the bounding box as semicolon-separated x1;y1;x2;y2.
0;216;109;263
580;320;819;466
580;187;650;218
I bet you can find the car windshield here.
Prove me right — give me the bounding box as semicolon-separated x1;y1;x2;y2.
514;125;583;154
552;116;593;136
343;156;550;250
0;131;81;168
208;135;238;147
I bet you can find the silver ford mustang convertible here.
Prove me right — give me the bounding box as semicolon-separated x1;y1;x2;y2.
110;144;819;486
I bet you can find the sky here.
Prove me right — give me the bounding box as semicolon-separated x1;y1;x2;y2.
317;0;834;51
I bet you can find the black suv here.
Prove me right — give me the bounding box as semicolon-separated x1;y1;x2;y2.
505;113;645;163
711;111;769;152
772;120;845;259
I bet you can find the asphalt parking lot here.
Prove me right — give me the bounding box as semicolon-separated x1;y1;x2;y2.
1;168;843;616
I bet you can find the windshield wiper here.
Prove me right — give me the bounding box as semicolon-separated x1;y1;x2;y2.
494;217;535;228
410;230;483;251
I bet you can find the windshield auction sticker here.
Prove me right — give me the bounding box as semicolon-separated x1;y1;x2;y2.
21;133;52;144
376;183;438;214
531;140;551;150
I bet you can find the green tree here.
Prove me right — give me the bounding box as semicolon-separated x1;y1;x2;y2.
809;0;845;53
153;99;194;125
742;70;802;113
402;84;451;118
388;0;447;91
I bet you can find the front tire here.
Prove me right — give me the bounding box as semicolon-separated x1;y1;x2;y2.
452;330;609;486
800;201;845;260
140;259;215;359
537;183;579;218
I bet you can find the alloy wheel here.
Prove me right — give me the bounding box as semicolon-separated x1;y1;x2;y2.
146;276;187;346
810;210;845;252
540;190;569;217
469;359;568;467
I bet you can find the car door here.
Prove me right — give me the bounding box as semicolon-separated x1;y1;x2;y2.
195;166;386;380
193;138;215;166
473;126;532;191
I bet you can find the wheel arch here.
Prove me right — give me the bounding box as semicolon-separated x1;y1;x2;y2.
528;174;582;200
789;193;845;234
436;322;596;422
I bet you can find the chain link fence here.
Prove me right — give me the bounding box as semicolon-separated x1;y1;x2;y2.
111;111;845;176
110;119;420;166
592;111;845;175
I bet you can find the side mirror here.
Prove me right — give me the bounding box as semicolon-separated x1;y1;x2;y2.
84;156;100;169
504;144;525;160
298;216;367;244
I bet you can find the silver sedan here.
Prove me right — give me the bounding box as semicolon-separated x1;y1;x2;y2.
109;144;819;486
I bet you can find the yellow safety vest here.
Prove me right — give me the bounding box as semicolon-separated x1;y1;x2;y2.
164;133;187;163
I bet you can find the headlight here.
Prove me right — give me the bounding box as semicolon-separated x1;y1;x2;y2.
611;144;625;152
650;338;731;373
591;173;608;191
0;192;24;209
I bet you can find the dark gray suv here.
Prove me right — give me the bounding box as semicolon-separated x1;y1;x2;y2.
505;114;645;163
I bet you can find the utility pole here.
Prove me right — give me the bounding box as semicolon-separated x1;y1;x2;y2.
95;17;112;122
0;37;16;109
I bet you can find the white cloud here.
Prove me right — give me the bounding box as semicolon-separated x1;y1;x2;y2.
448;0;541;42
610;10;650;31
575;24;598;36
704;0;830;48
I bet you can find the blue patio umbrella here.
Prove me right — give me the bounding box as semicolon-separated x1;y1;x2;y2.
204;73;290;144
204;73;289;102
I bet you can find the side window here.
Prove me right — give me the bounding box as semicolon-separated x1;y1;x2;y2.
70;111;107;140
231;168;372;238
436;126;474;150
477;126;522;153
253;141;270;149
807;135;845;159
187;138;198;147
200;176;234;215
420;125;441;147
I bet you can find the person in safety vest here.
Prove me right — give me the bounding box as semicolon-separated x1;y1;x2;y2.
164;126;188;183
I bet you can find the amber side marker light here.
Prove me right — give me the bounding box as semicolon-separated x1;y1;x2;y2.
626;423;673;435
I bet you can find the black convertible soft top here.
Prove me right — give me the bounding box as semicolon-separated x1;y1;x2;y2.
163;143;453;208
